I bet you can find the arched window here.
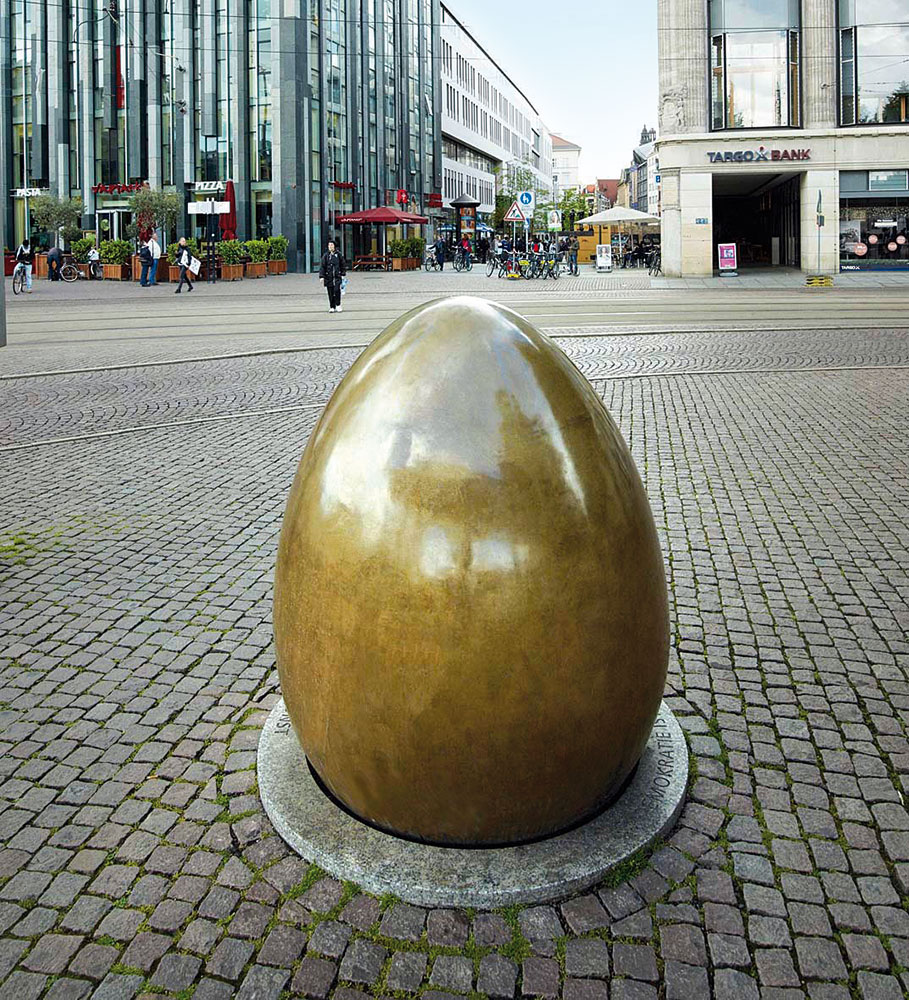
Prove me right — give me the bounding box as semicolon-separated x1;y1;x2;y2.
840;1;909;124
710;0;801;130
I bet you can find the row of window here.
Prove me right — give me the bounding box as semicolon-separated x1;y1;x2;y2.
442;167;494;207
708;0;908;130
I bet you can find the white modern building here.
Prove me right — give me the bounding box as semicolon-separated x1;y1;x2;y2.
657;0;909;276
552;135;582;197
440;5;554;220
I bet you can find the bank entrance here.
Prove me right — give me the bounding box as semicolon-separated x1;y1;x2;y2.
712;173;801;269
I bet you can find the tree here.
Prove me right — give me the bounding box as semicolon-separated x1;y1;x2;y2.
493;160;557;231
558;188;589;231
128;187;181;243
28;194;84;247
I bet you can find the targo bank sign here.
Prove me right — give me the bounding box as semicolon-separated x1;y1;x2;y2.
707;147;811;164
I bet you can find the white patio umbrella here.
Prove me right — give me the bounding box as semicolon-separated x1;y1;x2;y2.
578;206;660;264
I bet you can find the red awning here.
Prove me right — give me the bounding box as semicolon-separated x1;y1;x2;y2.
335;206;429;224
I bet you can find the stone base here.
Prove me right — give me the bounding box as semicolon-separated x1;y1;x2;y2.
258;698;688;908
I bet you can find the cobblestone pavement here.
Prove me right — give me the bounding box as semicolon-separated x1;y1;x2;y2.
2;316;909;1000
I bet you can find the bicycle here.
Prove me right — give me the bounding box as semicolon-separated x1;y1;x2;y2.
452;249;473;272
648;251;662;277
61;262;80;282
423;248;441;272
11;261;27;295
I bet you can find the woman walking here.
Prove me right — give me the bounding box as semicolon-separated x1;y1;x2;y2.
174;237;194;293
319;239;346;313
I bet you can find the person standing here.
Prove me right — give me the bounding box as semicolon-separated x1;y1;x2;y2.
147;231;162;285
138;240;154;286
319;239;346;313
47;245;63;281
460;234;471;268
434;235;446;271
174;237;194;293
15;238;34;292
568;233;580;275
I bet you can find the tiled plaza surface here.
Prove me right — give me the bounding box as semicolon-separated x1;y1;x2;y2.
1;308;909;1000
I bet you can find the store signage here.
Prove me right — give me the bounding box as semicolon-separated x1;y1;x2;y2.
427;193;443;208
187;200;230;216
707;147;811;164
192;181;224;193
12;188;45;198
396;189;408;205
874;219;897;227
718;243;738;271
854;243;868;256
92;182;145;194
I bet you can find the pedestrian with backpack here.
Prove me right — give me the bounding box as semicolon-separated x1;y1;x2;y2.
138;240;154;286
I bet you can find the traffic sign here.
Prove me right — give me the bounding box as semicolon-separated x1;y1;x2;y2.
547;210;562;232
517;190;536;215
503;201;526;223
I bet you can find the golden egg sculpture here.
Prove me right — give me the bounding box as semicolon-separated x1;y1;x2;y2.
274;296;668;846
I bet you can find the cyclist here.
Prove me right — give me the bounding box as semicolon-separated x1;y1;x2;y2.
15;238;35;292
460;234;472;269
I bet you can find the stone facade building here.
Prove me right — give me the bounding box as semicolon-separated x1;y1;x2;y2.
657;0;909;276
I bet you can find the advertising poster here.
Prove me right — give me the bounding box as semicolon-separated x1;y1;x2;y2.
717;243;737;271
596;244;613;271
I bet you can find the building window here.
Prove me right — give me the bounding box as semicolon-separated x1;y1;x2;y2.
709;0;801;129
839;1;909;125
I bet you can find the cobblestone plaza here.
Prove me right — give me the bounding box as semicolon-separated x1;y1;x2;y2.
1;275;909;1000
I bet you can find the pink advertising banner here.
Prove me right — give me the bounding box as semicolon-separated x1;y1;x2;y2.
718;243;738;271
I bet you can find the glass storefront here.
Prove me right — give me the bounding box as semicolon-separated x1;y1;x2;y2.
840;168;909;270
839;1;909;125
709;0;801;129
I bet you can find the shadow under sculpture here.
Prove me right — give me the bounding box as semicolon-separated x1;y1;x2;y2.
273;295;669;846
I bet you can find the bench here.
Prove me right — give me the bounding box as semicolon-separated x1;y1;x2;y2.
352;254;390;272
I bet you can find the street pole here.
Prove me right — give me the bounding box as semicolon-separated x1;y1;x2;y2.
817;189;823;274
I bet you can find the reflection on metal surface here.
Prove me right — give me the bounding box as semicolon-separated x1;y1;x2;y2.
274;296;669;845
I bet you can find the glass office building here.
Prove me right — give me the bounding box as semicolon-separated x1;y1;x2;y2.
0;0;442;270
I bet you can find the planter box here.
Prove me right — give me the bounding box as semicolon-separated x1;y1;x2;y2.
220;262;243;281
131;255;142;281
169;264;198;282
4;254;15;277
76;263;91;279
406;257;420;271
102;263;128;280
268;259;287;275
35;253;48;278
245;261;267;278
391;257;404;271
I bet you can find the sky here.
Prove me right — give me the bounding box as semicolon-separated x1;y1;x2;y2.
445;0;659;181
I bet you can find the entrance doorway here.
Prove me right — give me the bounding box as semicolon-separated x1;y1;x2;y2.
713;173;801;269
96;208;132;243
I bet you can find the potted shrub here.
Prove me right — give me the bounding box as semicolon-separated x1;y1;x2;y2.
216;239;244;281
167;238;200;281
405;236;425;271
267;235;289;275
389;238;407;271
244;239;269;278
99;239;131;280
71;235;96;279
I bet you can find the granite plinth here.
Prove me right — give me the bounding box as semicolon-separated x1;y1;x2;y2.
257;698;688;908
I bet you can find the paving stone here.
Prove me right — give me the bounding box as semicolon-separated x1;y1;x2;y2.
379;902;426;941
258;925;306;966
386;951;428;992
756;949;800;987
235;964;290;1000
473;913;512;946
429;955;473;992
518;906;563;942
563;979;609;1000
230;901;272;939
90;972;144;1000
521;957;559;998
611;908;653;938
856;971;904;1000
477;954;517;998
180;918;222;955
612;943;658;982
427;908;470;946
0;972;47;1000
660;923;707;965
68;943;119;981
339;939;386;986
150;953;203;991
22;933;83;974
120;932;171;971
713;968;760;1000
565;938;610;978
611;983;656;1000
665;961;709;1000
561;894;610;933
206;937;255;981
308;919;351;958
339;894;380;931
45;978;91;1000
293;957;338;998
709;932;752;968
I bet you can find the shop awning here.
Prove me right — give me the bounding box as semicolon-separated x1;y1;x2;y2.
336;206;429;224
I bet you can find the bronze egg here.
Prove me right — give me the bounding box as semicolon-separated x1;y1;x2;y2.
274;296;668;845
